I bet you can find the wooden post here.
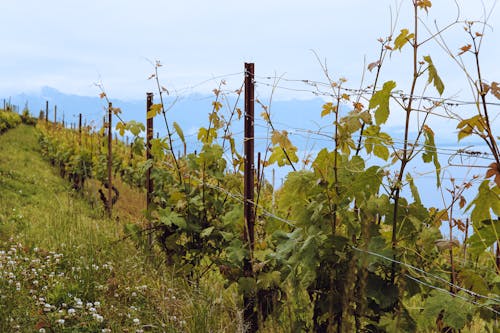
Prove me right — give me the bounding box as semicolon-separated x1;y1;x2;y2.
107;102;113;218
45;101;48;122
146;92;154;250
54;105;57;129
272;168;276;212
257;152;261;185
78;113;82;146
243;62;257;333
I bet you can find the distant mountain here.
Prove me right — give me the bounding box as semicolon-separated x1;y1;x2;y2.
4;86;326;133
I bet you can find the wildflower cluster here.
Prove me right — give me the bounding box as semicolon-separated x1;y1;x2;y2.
0;238;153;332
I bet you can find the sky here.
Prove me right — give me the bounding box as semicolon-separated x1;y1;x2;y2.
1;0;499;103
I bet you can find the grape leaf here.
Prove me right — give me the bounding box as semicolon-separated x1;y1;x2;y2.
369;81;396;125
423;55;444;95
466;180;500;223
422;125;441;187
394;29;414;51
147;104;162;119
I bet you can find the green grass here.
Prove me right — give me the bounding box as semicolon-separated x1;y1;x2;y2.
0;125;242;332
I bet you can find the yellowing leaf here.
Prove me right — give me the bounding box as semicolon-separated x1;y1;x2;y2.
423;55;444;95
99;92;106;99
116;122;126;136
147;104;162;119
482;82;491;95
321;102;337;117
459;196;466;209
490;82;500;100
212;101;223;112
417;0;432;13
393;29;414;51
367;60;381;72
456;115;486;141
173;122;185;146
485;163;500;187
369;80;396;125
458;44;472;56
353;102;364;111
267;130;299;167
197;127;217;144
261;111;270;122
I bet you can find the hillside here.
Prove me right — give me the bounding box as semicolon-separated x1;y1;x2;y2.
0;125;242;332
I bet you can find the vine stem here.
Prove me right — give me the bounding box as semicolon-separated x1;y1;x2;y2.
153;64;184;186
390;0;420;285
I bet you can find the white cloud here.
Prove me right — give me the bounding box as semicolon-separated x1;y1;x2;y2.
0;0;498;104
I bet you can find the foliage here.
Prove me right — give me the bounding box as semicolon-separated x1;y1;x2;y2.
26;1;500;332
0;109;21;134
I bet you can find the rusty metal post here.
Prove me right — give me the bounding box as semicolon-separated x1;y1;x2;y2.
243;62;257;333
146;92;154;250
107;102;113;218
45;101;48;122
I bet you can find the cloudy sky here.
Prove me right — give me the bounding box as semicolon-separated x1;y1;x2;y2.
1;0;499;102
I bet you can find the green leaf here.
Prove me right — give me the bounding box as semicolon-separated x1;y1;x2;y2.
238;277;256;296
468;221;500;257
173;122;185;145
406;174;421;205
420;291;473;330
159;210;186;229
363;125;393;160
126;120;145;137
150;138;169;159
466;180;500;223
365;273;398;309
257;271;281;290
227;239;247;264
394;29;414;51
200;226;215;238
373;144;390;161
369;81;396;125
421;125;441;187
423;55;444;95
266;130;299;167
458;269;490;296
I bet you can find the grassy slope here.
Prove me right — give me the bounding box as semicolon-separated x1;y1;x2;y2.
0;125;242;332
